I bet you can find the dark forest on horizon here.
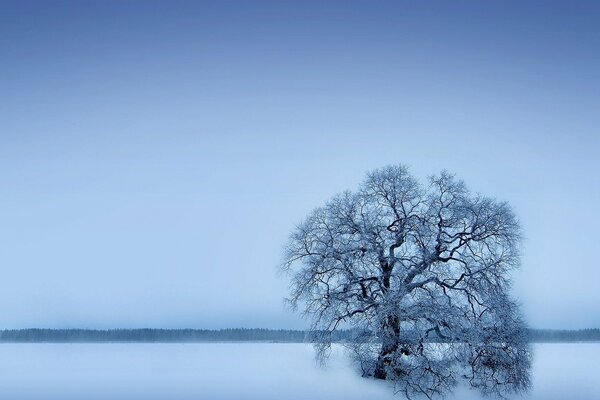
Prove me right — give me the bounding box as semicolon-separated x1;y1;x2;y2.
0;328;598;343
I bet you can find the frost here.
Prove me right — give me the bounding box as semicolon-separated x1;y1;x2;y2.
282;164;531;398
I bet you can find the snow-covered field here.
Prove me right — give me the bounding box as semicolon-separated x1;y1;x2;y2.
0;343;597;399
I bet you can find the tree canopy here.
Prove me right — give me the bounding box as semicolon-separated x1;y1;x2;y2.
283;165;531;398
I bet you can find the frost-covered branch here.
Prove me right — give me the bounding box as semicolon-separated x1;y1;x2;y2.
281;164;531;398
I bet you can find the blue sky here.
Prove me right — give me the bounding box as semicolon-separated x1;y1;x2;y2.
0;1;599;329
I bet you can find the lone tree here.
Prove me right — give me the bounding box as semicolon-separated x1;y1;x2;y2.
282;165;531;398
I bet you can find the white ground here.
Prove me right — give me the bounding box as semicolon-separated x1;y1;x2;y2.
0;343;597;399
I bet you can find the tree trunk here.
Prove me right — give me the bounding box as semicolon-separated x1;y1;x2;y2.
373;315;400;380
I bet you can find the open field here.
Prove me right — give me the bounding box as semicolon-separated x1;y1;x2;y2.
0;343;597;399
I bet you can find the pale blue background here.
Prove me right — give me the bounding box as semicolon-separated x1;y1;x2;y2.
0;1;598;329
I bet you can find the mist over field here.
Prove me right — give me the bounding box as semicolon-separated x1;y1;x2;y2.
0;344;597;400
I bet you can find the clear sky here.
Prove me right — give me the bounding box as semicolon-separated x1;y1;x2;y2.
0;1;598;329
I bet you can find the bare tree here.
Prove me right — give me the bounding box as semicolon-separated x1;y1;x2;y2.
282;165;531;399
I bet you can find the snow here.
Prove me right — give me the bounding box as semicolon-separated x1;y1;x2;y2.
0;343;596;399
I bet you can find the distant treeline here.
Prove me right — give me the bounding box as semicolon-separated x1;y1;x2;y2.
0;329;309;343
527;328;600;342
0;328;598;343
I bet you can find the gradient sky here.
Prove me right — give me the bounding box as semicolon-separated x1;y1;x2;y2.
0;1;599;329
